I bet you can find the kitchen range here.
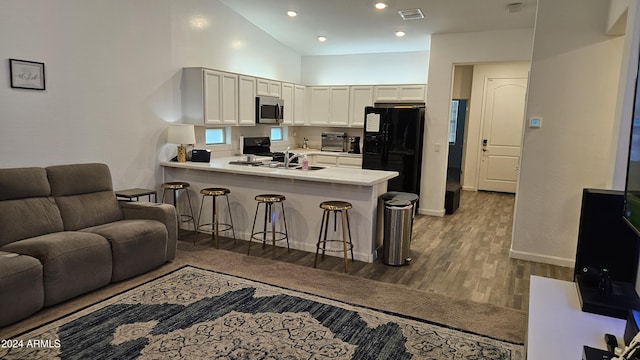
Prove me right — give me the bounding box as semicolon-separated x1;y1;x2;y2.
231;136;299;167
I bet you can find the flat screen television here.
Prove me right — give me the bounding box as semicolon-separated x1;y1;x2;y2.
624;61;640;236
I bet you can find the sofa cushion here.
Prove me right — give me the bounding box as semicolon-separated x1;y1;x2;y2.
46;163;123;230
0;167;64;247
0;167;51;201
1;232;113;306
46;163;114;196
54;191;123;231
0;252;44;327
83;219;168;282
0;197;64;247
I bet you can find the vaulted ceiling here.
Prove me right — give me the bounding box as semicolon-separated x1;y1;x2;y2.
218;0;538;56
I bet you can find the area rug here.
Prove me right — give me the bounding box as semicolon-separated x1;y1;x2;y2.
0;266;524;359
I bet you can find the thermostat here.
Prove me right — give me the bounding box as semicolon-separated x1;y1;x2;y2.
529;117;542;128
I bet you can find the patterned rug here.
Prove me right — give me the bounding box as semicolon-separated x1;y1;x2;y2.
1;266;523;359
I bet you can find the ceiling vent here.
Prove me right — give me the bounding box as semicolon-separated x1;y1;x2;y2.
398;8;424;21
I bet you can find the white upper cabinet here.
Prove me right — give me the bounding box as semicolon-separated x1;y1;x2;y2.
293;85;306;125
220;73;239;125
349;86;374;128
329;87;349;126
182;67;426;129
374;85;426;102
281;82;294;125
308;86;349;126
308;87;331;125
238;75;256;126
282;83;307;125
203;70;222;124
257;78;282;98
182;68;239;126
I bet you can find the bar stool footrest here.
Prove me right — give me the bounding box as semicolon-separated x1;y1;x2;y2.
198;223;233;233
316;239;354;252
251;232;288;243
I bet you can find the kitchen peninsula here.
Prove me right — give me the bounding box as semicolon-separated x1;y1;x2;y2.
161;157;398;262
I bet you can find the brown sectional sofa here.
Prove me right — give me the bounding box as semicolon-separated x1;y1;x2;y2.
0;163;177;327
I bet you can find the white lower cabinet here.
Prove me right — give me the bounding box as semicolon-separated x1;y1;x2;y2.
311;154;362;168
337;156;362;168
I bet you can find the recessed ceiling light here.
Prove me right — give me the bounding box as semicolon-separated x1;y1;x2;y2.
287;10;298;17
317;36;327;42
375;2;388;10
395;31;406;37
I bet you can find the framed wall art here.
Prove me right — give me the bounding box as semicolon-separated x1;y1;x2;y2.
9;59;45;90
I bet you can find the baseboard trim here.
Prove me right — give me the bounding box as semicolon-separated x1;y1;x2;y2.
509;249;575;268
418;208;445;217
462;185;476;191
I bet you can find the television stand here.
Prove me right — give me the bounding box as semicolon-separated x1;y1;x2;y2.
576;274;640;319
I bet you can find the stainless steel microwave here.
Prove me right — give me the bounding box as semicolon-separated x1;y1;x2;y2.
256;96;284;124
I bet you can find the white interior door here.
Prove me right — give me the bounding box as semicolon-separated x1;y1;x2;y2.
478;77;527;193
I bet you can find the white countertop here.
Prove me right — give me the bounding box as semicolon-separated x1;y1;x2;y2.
292;150;362;158
160;156;396;186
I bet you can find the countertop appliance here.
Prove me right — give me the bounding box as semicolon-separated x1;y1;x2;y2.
321;132;347;152
362;105;425;195
241;136;297;164
256;96;284;124
348;136;361;154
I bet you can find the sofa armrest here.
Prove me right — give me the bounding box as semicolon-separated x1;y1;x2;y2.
119;201;178;260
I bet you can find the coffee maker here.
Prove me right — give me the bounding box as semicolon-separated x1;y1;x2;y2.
348;136;361;154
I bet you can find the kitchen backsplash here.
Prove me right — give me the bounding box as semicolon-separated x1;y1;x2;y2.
197;125;363;158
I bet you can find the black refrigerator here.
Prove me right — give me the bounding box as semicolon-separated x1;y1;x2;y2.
362;105;425;195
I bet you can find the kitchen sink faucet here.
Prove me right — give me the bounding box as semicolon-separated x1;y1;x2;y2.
284;147;302;168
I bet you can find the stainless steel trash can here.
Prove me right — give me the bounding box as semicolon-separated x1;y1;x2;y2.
381;191;419;243
382;199;413;266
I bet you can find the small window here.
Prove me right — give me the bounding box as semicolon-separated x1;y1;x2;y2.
205;128;225;145
449;100;459;144
270;127;283;141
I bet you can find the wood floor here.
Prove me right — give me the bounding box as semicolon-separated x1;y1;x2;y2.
181;190;574;312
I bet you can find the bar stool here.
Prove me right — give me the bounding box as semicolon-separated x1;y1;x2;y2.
314;200;354;272
247;194;290;256
197;187;236;248
161;182;196;236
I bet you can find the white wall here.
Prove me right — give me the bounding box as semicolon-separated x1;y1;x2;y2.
301;51;429;85
511;0;624;266
423;28;534;216
0;0;301;190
